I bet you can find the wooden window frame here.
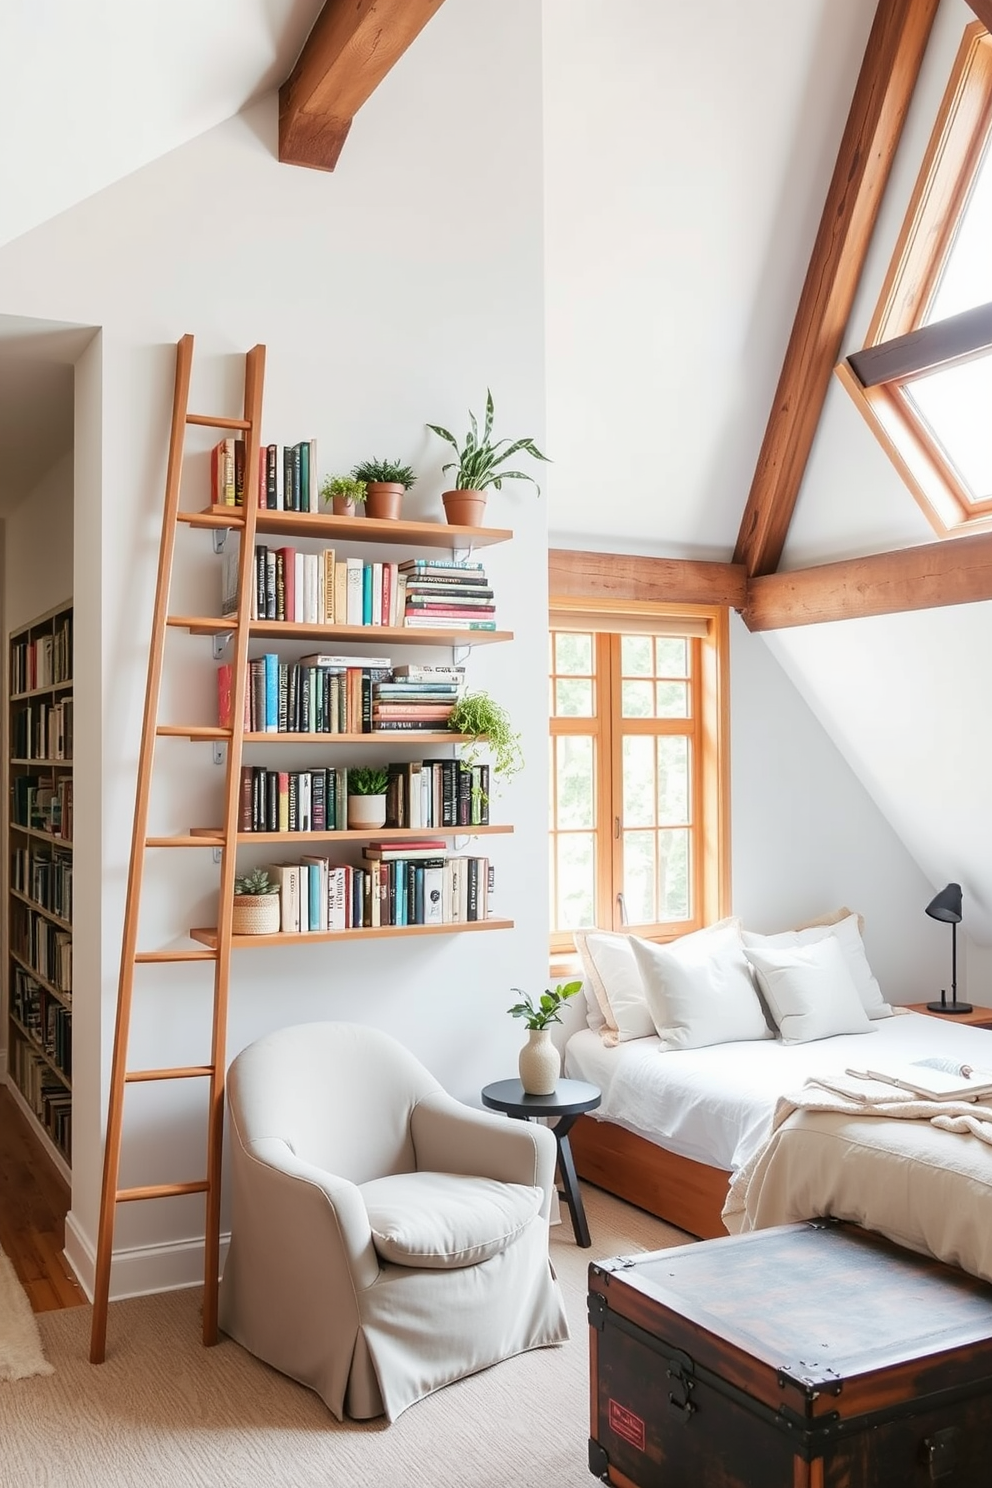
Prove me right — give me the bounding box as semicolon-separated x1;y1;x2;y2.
548;595;730;963
839;22;992;536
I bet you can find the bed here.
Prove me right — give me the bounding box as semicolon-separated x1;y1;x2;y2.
564;1002;992;1242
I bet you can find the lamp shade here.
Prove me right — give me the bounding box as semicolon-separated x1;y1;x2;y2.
925;882;962;924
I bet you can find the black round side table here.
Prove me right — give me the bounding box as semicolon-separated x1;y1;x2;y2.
481;1077;602;1248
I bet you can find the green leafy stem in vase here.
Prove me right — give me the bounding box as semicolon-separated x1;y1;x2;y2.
507;981;582;1030
234;868;279;897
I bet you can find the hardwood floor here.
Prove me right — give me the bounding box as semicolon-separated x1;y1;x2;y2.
0;1084;85;1311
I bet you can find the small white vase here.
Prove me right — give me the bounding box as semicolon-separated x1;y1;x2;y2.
518;1029;560;1096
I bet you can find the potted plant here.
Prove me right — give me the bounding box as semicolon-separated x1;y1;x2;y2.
350;458;416;521
447;691;524;789
320;474;367;518
427;390;550;526
232;867;281;936
347;766;390;829
507;981;583;1094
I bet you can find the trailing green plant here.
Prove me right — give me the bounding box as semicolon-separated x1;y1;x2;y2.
234;868;279;897
320;474;367;505
507;981;582;1031
448;690;524;785
427;390;550;495
348;766;390;796
351;457;417;490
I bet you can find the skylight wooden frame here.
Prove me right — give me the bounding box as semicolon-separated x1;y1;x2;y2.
840;22;992;538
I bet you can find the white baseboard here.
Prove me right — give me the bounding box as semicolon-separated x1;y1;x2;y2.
65;1211;231;1303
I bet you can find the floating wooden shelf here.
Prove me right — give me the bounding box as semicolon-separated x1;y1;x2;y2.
177;506;513;550
189;917;514;949
168;615;513;645
148;824;512;847
157;726;478;744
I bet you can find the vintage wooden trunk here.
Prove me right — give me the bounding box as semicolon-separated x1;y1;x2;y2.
588;1220;992;1488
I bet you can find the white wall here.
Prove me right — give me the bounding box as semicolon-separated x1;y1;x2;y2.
730;615;947;1003
5;451;73;628
0;0;548;1297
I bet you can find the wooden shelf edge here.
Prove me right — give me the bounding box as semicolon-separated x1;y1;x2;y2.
167;618;513;645
9;949;73;1008
8;1014;72;1090
9;824;73;848
177;506;513;549
189;917;514;949
10;888;72;931
155;825;511;844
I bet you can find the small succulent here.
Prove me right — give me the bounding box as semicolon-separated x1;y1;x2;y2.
320;474;367;505
507;982;583;1030
348;766;390;796
234;868;279;897
351;458;417;490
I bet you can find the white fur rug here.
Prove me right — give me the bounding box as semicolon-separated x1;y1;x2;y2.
0;1247;53;1381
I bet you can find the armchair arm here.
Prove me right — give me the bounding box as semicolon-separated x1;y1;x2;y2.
410;1092;558;1207
242;1136;381;1291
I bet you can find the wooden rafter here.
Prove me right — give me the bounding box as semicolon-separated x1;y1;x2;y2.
743;532;992;631
548;548;747;610
733;0;940;579
966;1;992;31
279;0;446;171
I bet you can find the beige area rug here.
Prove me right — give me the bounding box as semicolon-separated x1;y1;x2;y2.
4;1186;688;1487
0;1248;54;1383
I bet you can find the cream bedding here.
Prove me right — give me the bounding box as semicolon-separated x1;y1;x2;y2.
723;1073;992;1282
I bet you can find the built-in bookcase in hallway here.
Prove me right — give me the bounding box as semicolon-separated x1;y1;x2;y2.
6;599;73;1182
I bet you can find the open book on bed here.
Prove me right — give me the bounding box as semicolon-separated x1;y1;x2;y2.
845;1057;992;1103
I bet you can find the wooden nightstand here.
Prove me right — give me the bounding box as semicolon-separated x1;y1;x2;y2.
905;1002;992;1030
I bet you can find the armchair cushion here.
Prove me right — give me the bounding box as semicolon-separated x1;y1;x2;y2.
361;1171;543;1269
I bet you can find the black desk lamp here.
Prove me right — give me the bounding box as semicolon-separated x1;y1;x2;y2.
925;882;971;1014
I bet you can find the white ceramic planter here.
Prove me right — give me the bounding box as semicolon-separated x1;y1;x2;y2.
347;793;387;830
518;1029;560;1096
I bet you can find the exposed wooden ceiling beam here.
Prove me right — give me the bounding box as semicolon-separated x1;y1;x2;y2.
965;1;992;31
279;0;446;171
743;533;992;631
733;0;940;579
549;549;747;610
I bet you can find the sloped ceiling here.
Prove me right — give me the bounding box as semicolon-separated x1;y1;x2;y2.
0;0;324;249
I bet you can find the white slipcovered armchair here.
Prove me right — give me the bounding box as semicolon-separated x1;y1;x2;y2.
218;1021;569;1421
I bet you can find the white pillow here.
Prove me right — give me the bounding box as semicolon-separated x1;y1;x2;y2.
574;929;652;1046
742;912;891;1020
630;921;772;1052
361;1172;543;1269
743;936;874;1044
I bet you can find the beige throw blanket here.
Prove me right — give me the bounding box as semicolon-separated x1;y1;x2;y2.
722;1073;992;1281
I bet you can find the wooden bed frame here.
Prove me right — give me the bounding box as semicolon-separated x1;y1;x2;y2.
569;1114;731;1240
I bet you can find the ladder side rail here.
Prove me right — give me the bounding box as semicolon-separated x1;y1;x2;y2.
90;334;198;1363
202;343;266;1344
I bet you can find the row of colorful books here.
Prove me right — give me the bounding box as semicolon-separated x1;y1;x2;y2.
261;851;493;932
16;912;72;995
11;774;74;840
220;659;465;736
11;966;72;1077
10;618;72;695
12;845;73;923
211;437;319;512
9;1040;71;1154
11;697;74;761
222;544;498;632
236;757;489;834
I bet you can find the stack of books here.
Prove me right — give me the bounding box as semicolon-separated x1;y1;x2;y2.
371;664;464;732
400;559;496;631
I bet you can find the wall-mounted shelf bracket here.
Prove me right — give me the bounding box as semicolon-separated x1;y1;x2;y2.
450;544;474;564
212;848;223;865
212;632;232;661
453;644;472;666
212;529;230;555
211;743;227;767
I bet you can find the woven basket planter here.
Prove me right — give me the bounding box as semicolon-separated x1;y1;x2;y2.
232;895;281;935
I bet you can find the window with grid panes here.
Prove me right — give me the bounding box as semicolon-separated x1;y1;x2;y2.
548;603;729;955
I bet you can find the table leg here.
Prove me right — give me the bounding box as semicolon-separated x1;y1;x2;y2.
553;1114;591;1248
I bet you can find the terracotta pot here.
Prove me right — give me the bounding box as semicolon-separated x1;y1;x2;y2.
518;1029;560;1096
232;895;281;935
331;495;357;517
364;483;405;520
347;793;388;830
442;489;488;527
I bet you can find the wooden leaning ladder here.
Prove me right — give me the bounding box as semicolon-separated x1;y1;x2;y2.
90;335;266;1363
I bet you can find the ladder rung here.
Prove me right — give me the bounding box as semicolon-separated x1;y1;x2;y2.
117;1180;210;1203
186;413;251;430
125;1065;215;1083
134;949;217;962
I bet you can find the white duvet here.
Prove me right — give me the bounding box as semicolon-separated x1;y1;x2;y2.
564;1009;992;1173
